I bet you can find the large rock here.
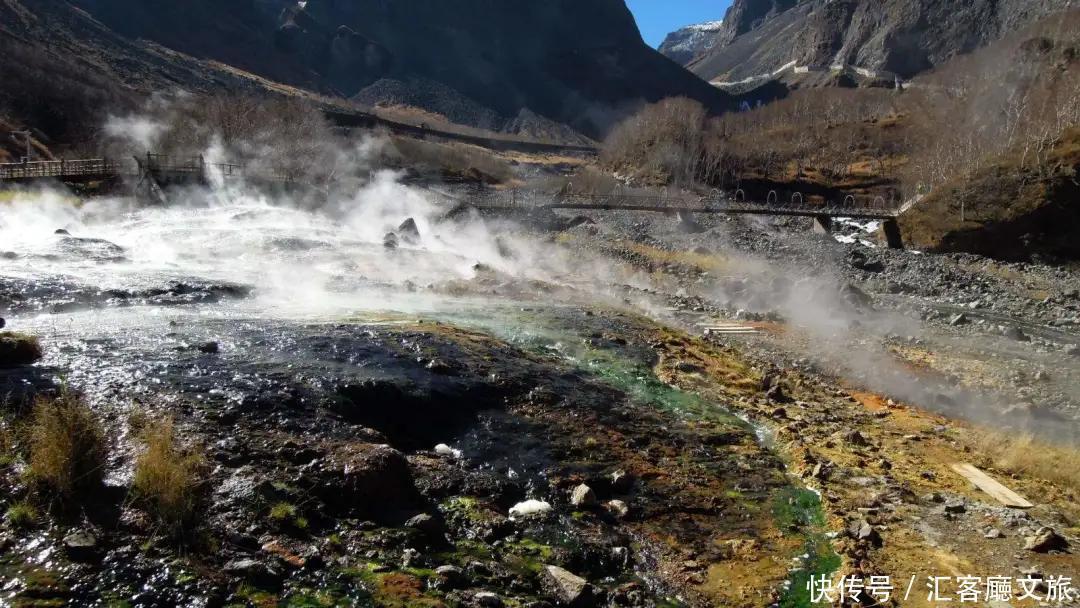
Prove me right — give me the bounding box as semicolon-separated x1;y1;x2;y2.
541;565;598;607
570;484;597;508
63;529;99;561
307;443;422;520
1024;527;1068;553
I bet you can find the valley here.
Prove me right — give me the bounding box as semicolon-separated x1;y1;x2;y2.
0;1;1078;607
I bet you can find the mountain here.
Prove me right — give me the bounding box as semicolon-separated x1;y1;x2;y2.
657;20;724;65
673;0;1074;83
0;0;732;144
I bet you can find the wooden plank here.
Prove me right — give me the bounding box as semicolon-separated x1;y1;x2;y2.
950;463;1034;508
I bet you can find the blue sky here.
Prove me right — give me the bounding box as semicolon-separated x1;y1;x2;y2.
626;0;733;48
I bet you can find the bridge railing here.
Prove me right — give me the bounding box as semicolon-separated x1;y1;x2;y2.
467;188;901;218
0;158;130;181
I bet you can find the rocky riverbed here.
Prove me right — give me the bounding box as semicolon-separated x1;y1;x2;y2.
0;184;1078;607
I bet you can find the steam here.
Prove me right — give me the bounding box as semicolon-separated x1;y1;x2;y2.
1;107;648;322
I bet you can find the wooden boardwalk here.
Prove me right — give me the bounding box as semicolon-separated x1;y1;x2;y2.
0;154;287;185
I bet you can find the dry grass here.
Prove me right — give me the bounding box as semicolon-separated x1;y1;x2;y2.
972;432;1080;492
387;136;516;184
26;392;107;497
5;501;39;529
132;417;206;532
0;332;44;367
0;421;15;467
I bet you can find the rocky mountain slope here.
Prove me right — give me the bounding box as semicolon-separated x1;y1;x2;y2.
657;20;724;65
677;0;1073;82
0;0;731;143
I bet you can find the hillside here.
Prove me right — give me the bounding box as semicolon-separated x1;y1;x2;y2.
657;20;725;65
0;0;732;145
678;0;1073;84
899;128;1080;261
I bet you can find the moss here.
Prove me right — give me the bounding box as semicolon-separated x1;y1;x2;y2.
772;488;825;534
269;502;309;531
773;488;841;608
0;332;43;367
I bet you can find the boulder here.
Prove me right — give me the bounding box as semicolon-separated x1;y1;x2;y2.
605;500;630;520
943;500;966;514
1024;527;1068;553
949;313;969;326
541;565;598;607
397;218;421;244
406;513;447;542
309;443;422;520
433;565;466;590
847;520;882;547
474;591;504;607
224;558;282;587
570;484;597;508
63;529;99;561
383;232;399;249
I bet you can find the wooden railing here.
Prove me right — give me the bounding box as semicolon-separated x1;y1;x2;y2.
0;158;131;181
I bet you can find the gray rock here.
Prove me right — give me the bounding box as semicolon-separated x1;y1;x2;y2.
63;530;98;560
943;500;966;514
474;591;504;607
570;484;597;508
398;218;421;244
949;313;969;326
847;520;883;547
224;558;281;585
605;500;630;520
541;565;598;607
985;528;1003;539
433;564;465;590
406;513;446;541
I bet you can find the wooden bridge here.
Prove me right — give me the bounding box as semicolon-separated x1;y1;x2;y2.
459;188;906;248
0;153;288;186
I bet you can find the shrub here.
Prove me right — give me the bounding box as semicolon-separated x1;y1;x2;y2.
0;332;43;367
131;417;206;533
27;392;107;498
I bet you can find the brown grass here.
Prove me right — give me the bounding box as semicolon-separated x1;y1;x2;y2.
972;432;1080;493
0;332;44;367
26;392;107;497
132;417;206;532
